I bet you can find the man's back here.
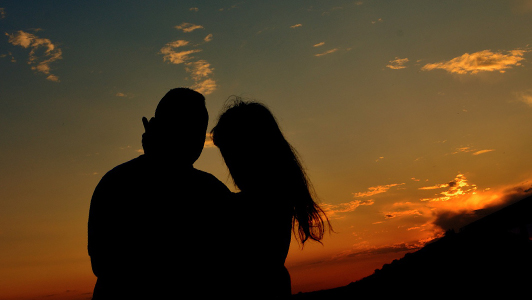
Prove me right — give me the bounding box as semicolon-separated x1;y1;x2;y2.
88;155;231;299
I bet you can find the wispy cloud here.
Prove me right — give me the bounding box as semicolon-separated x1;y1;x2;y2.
161;48;202;65
290;24;303;29
387;57;409;69
353;183;405;198
185;60;214;80
0;8;5;19
331;240;427;262
472;149;495;155
160;40;201;64
322;200;374;219
189;7;199;12
192;78;217;95
315;48;338;57
384;209;423;219
185;60;217;94
6;30;63;82
313;42;325;47
175;22;204;33
421;49;528;74
160;28;217;95
450;146;495;156
515;90;532;107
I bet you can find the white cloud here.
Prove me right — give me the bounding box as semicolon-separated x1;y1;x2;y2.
315;48;338;57
290;24;303;29
175;22;204;33
6;30;62;82
387;57;409;70
421;49;528;74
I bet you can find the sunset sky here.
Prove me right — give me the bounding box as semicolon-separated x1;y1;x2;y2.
2;1;532;298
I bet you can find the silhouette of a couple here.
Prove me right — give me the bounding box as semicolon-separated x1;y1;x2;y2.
88;88;330;299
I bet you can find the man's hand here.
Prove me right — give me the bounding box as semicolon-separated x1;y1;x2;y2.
141;117;155;155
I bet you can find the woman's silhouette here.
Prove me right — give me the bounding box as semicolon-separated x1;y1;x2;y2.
211;99;331;299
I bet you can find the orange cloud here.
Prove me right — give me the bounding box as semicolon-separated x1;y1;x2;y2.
160;40;201;65
160;38;217;95
185;59;214;81
175;22;204;33
386;57;409;69
6;30;62;82
290;24;303;29
192;78;217;95
315;48;339;57
421;49;528;74
420;174;476;202
450;146;495;156
353;183;405;198
515;90;532;107
472;149;495;155
322;200;374;219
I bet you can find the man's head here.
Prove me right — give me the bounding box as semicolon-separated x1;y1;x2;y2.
144;88;208;165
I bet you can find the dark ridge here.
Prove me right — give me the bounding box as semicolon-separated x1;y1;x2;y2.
294;195;532;299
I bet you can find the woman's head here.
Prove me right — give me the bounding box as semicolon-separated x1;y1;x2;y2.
211;100;289;189
211;98;330;244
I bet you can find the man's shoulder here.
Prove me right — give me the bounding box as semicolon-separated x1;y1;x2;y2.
100;156;146;181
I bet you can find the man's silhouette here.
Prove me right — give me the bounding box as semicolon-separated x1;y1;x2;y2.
88;88;231;299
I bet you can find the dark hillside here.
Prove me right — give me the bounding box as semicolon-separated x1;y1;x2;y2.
295;195;532;299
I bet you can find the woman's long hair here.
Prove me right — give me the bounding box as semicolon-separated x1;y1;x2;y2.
211;98;331;244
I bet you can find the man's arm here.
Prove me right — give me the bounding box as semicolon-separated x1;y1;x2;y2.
88;172;122;279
